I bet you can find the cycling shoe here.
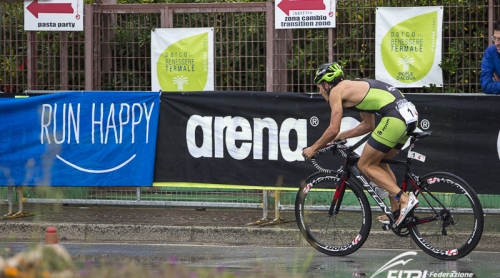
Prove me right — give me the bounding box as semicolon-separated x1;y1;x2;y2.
395;192;418;226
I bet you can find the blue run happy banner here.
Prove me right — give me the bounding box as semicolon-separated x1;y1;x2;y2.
0;92;160;186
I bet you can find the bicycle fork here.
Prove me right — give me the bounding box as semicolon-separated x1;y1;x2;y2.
328;170;348;217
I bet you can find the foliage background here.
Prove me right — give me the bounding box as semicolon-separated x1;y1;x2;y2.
1;0;499;93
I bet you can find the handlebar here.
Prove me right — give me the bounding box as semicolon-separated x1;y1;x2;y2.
306;131;433;173
309;140;349;173
315;139;348;155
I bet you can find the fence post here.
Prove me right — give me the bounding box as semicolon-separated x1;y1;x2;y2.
161;6;173;28
60;32;69;90
328;28;336;62
273;189;280;221
273;29;293;93
102;0;117;74
136;187;141;202
6;186;13;216
489;0;495;47
262;189;268;220
27;32;38;91
84;4;94;90
266;2;274;92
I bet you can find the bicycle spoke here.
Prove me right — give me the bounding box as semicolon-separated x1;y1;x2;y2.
410;172;483;260
296;174;371;256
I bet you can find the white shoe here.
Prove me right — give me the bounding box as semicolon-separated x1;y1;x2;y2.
395;192;418;226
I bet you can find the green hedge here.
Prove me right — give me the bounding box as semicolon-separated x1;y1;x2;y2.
1;0;497;93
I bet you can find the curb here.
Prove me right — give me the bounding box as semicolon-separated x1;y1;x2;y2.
0;222;498;252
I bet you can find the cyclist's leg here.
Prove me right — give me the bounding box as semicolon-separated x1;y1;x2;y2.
358;116;417;224
379;137;416;219
390;121;418;224
379;149;399;184
358;116;405;195
376;149;401;222
358;144;403;200
360;144;418;225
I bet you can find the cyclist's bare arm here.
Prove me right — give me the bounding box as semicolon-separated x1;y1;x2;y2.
334;112;375;141
303;88;343;159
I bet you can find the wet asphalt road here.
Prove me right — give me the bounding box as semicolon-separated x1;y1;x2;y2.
2;242;498;277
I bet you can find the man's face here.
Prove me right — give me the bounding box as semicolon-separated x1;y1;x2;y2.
317;83;329;102
493;30;500;53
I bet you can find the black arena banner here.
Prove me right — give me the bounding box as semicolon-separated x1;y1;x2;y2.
154;92;500;194
405;93;500;194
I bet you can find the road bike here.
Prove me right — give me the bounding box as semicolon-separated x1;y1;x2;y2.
295;131;484;260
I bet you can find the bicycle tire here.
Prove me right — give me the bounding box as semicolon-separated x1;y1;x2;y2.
295;172;372;256
409;172;484;260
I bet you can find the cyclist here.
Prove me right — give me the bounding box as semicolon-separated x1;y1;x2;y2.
302;62;419;226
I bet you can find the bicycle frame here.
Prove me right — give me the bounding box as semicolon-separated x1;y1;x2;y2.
327;132;445;229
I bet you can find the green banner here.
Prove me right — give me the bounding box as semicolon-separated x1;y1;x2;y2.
375;7;443;88
151;28;214;92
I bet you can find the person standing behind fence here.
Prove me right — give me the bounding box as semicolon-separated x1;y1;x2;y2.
480;20;500;94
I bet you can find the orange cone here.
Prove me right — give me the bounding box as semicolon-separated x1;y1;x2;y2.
45;226;58;244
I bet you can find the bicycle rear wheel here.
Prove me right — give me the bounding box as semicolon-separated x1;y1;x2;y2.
295;172;371;256
409;172;484;260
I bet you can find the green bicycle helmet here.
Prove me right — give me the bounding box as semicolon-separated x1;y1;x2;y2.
314;62;344;85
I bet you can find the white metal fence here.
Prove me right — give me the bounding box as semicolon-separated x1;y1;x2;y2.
2;186;499;216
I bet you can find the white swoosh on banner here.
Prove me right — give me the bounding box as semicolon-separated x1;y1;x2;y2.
497;130;500;161
56;154;136;173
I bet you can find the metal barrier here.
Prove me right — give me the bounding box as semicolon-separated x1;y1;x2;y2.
0;186;292;224
2;186;500;217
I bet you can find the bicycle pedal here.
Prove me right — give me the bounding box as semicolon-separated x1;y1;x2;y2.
403;216;418;226
381;224;390;231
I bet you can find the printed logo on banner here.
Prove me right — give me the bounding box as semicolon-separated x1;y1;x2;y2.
497;131;500;161
157;33;208;91
183;115;424;162
42;103;154;174
155;92;500;193
183;115;421;162
151;28;214;92
185;115;307;162
0;92;160;186
375;7;443;87
381;12;437;83
369;251;474;278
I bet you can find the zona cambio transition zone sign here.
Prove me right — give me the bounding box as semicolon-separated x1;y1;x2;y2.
275;0;336;29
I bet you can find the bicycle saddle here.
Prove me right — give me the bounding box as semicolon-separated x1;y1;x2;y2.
407;131;432;139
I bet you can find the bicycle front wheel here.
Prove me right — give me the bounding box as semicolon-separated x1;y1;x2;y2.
295;172;372;256
409;172;484;260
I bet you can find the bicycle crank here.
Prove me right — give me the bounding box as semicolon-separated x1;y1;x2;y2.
382;224;411;237
385;216;419;237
